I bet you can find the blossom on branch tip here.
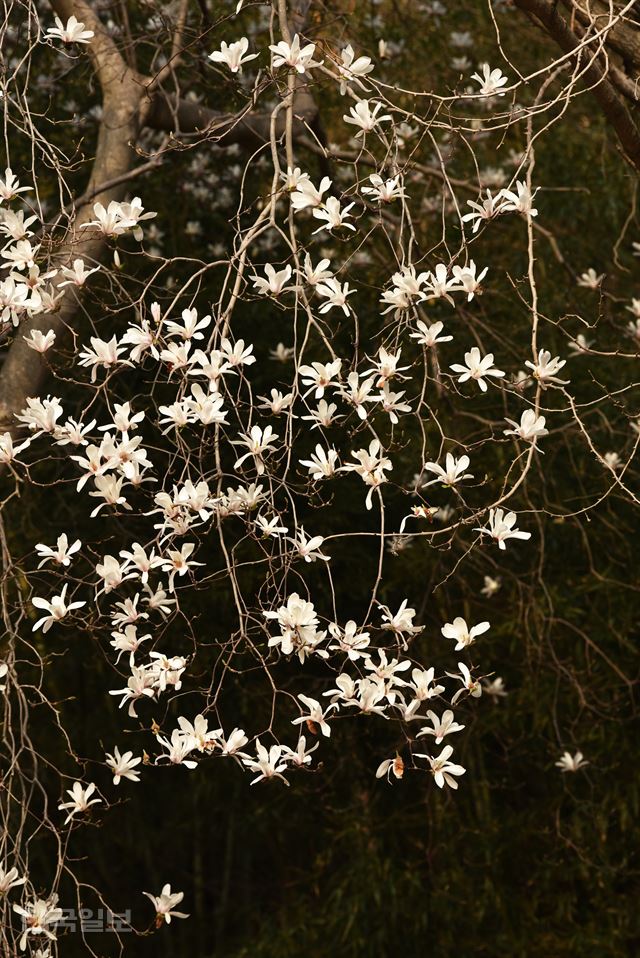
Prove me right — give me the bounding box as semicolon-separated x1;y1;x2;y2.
208;37;258;73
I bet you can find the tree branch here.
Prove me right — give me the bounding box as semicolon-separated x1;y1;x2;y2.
515;0;640;174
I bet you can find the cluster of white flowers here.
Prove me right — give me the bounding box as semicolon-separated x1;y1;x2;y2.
0;8;618;946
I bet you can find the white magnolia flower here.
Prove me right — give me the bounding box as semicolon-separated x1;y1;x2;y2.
365;346;410;386
417;744;466;788
242;740;289;785
255;514;289;537
208;37;258;73
270;34;322;73
78;335;129;381
24;329;56;353
0;168;32;201
337;44;374;95
251;263;294;297
379;599;423;639
282;736;319;767
164;308;211;341
316;277;355;315
80;201;136;237
376;755;405;782
312;196;356;233
291;176;331;212
461;189;506;232
475;507;531;550
0;431;30;464
625;298;640;321
441;616;490;650
524;348;569;386
555;750;589;773
299;359;342;398
290;526;330;563
417;710;465;744
344;99;391;135
343;438;393;509
269;342;295;362
410;319;452;348
301;399;341;429
257;388;293;415
292;694;334;737
12;897;63;950
0;863;26;894
233;425;279;475
219;728;248;755
301;254;333;286
422;264;461;303
46;15;94;43
105;747;142;784
0;209;37;241
32;585;86;633
109;666;156;717
328;620;371;660
299;444;339;480
361;173;406;203
568;333;593;355
156;728;198;769
482;676;508;701
503;409;548;442
378;384;411;423
58;781;101;823
448;661;482;704
422;453;473;487
264;593;322;658
58;258;100;287
481;575;502;598
471;63;508;96
35;533;81;568
450;347;505;392
143;884;189;924
500;181;538;217
577;268;604;289
452;261;488;300
16;395;64;434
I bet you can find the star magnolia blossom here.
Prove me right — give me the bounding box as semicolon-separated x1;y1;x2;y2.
58;781;102;823
417;709;466;745
524;348;569;386
504;409;548;442
46;15;94;43
422;453;473;487
441;616;490;651
208;37;258;73
32;585;86;633
143;884;189;925
269;34;321;73
35;533;81;568
475;507;531;549
471;63;509;96
13;897;63;951
343;99;392;135
337;44;374;95
555;751;589;772
450;347;505;392
416;745;466;789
